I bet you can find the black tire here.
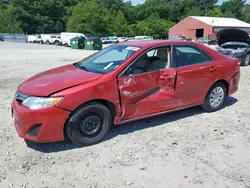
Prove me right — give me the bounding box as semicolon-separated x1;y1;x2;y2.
202;82;226;112
46;41;50;45
54;41;60;46
242;53;250;66
65;102;112;146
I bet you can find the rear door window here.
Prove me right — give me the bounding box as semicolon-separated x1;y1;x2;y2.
174;45;213;67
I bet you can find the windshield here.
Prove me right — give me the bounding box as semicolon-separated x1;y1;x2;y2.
75;45;141;74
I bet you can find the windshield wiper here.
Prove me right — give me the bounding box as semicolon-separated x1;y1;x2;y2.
80;66;90;72
74;63;90;72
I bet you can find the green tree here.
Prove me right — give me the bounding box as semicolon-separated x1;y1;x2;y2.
135;14;174;39
221;0;245;20
67;0;110;36
110;10;128;36
9;0;76;34
122;2;136;24
195;0;218;15
208;6;223;17
186;6;202;16
98;0;123;13
243;4;250;23
0;3;23;33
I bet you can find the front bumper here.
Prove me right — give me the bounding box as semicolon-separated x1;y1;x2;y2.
12;99;70;143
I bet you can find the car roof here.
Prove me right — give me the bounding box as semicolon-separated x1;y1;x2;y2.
118;40;197;48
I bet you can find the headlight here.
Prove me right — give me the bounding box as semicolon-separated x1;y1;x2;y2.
22;97;63;110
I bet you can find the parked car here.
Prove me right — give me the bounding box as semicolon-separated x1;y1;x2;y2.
134;36;154;40
101;37;108;44
0;35;4;41
12;40;240;146
27;35;42;43
118;37;128;42
207;38;218;45
36;35;42;43
107;36;119;43
61;32;85;47
27;35;37;43
171;36;192;41
216;28;250;66
41;34;61;45
197;37;209;44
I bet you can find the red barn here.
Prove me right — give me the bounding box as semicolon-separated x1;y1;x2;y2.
169;16;250;40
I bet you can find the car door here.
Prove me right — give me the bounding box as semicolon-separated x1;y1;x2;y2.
173;45;218;107
117;46;178;120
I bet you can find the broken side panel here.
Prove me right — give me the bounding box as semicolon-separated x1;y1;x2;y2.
117;69;178;120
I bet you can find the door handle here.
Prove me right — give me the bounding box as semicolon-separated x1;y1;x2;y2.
209;66;217;72
160;75;174;80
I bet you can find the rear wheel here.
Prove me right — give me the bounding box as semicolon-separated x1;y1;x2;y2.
54;41;60;46
46;41;50;45
202;82;226;112
65;102;112;146
242;53;250;66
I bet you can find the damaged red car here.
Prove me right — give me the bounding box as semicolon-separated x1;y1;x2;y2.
12;40;240;146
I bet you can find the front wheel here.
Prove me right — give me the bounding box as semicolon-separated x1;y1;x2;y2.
202;82;226;112
242;53;250;66
65;102;112;146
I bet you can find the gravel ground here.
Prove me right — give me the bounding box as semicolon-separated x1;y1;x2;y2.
1;42;250;188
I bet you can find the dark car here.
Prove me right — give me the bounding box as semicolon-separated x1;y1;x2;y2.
0;35;4;41
208;39;218;45
197;37;209;44
216;28;250;66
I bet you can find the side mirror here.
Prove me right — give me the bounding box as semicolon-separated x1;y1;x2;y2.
124;67;134;76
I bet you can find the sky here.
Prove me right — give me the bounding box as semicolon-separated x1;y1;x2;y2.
130;0;250;5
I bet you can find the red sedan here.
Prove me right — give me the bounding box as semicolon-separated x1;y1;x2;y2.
12;40;240;146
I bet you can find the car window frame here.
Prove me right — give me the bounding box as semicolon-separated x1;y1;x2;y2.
172;44;214;68
119;45;175;78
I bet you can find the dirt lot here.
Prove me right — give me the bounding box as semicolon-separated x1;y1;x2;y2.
1;42;250;188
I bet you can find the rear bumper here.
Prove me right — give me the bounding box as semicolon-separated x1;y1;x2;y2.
228;68;240;96
12;99;70;143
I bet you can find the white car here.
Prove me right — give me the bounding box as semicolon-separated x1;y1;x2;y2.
101;37;108;44
61;32;85;47
117;37;128;42
27;35;37;43
41;34;61;45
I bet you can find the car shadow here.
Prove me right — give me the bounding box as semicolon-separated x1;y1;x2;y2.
26;96;237;153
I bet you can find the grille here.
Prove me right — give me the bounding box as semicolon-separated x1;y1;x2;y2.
15;92;29;103
27;124;42;137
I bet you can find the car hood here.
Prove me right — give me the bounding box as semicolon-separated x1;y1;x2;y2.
217;28;250;46
18;64;102;96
